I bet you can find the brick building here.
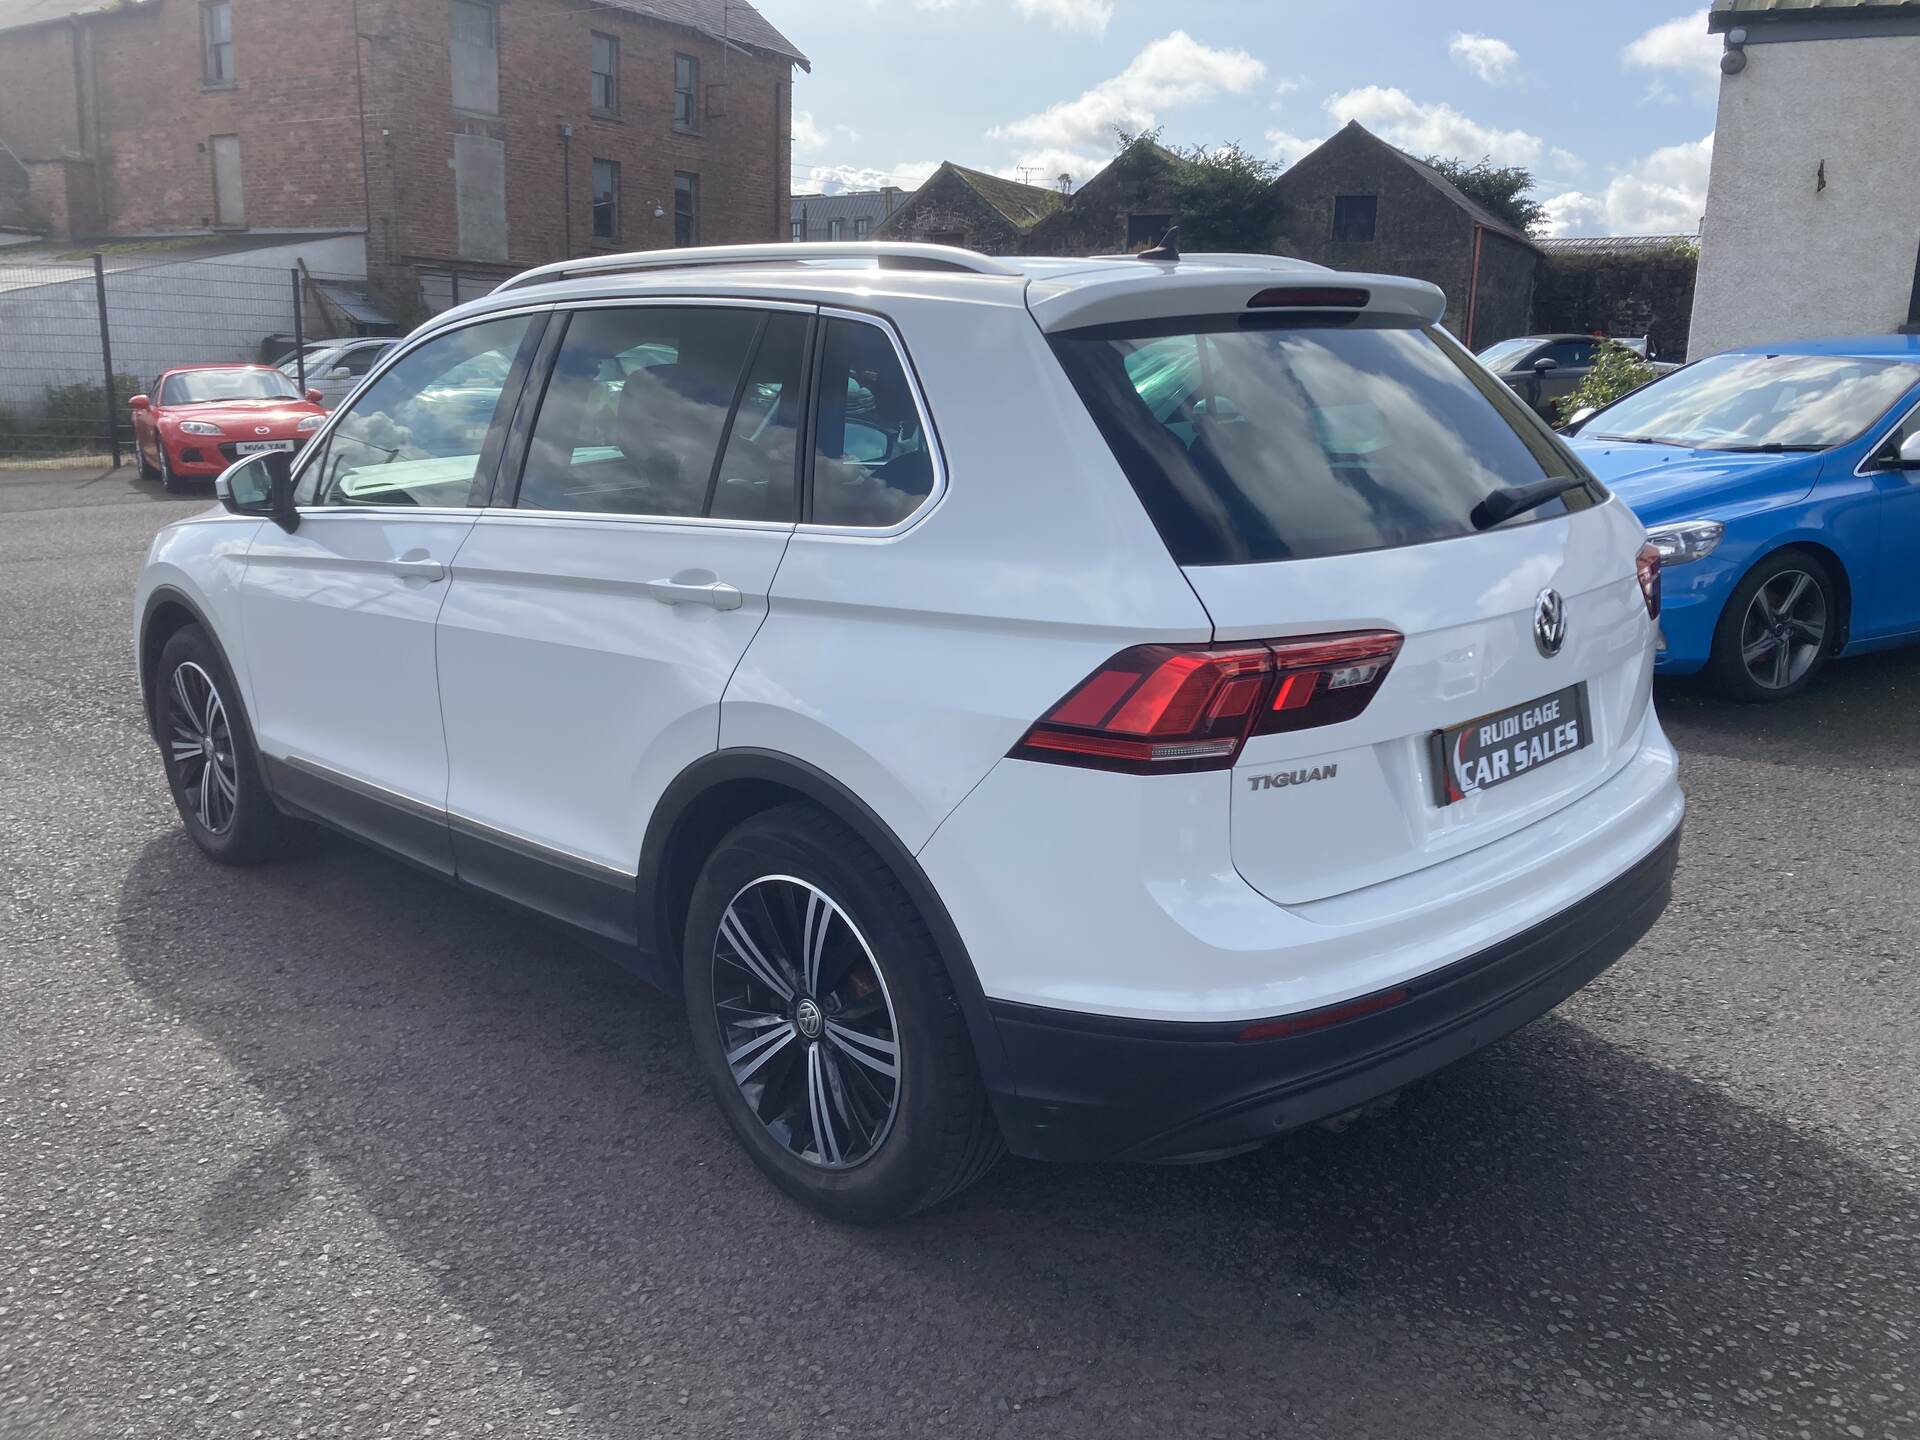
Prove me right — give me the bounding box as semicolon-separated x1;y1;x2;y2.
0;0;806;309
1269;121;1541;348
790;186;903;242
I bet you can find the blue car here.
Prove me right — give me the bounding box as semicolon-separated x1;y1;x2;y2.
1568;335;1920;700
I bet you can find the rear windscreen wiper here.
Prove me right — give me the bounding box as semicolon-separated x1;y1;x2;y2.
1470;476;1588;531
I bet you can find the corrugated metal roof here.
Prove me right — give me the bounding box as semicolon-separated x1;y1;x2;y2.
1714;0;1920;12
1537;234;1696;254
313;280;395;327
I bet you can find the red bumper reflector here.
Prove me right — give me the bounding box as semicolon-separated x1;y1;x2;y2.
1235;986;1411;1043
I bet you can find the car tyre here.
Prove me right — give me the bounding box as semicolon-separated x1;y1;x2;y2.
157;441;187;494
1709;547;1838;703
155;624;304;864
683;802;1004;1223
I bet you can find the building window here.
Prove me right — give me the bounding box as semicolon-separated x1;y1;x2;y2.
674;54;699;130
791;219;804;241
590;31;618;113
828;218;843;242
673;171;697;246
854;217;870;240
450;0;499;115
591;159;619;242
1332;194;1378;244
1126;212;1172;249
201;1;233;84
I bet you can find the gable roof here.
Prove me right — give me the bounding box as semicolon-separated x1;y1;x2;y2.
1290;122;1542;251
603;0;808;70
941;163;1064;228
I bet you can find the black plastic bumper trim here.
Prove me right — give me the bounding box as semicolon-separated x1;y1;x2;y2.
983;826;1680;1163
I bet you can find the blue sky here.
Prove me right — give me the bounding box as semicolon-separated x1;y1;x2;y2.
773;1;1722;235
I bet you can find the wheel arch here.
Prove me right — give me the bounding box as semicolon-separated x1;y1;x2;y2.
138;585;222;740
638;748;1014;1094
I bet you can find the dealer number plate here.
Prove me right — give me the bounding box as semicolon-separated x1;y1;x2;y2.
1431;683;1591;806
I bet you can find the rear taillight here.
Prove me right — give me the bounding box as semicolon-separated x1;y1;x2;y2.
1010;631;1403;774
1636;541;1662;620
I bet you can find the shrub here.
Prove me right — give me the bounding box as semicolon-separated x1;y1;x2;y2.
1557;342;1656;425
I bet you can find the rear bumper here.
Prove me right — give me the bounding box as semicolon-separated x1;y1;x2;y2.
985;826;1679;1163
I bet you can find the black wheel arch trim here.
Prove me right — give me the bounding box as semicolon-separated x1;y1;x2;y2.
138;585;228;742
639;747;1016;1096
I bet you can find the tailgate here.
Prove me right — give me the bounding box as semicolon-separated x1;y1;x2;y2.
1189;500;1655;905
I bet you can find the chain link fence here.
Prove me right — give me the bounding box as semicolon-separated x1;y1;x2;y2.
0;254;387;468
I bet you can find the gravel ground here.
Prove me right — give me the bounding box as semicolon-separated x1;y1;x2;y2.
2;466;1916;1440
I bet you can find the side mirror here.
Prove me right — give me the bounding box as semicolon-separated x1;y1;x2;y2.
306;389;326;406
1532;357;1559;373
328;366;353;379
214;452;299;531
1896;431;1920;468
1560;406;1599;435
129;394;151;411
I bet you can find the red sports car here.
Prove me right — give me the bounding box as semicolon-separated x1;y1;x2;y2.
131;364;328;492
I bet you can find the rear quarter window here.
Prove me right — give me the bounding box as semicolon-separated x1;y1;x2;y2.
1051;316;1595;566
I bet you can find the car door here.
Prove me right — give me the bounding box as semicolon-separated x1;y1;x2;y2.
433;300;809;942
238;311;543;873
1866;395;1920;637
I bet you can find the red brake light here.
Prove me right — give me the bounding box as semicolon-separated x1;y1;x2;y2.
1248;287;1370;309
1011;631;1403;774
1636;541;1662;620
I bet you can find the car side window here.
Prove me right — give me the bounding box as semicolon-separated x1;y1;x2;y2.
342;343;384;378
710;313;808;522
516;306;765;518
1544;339;1597;368
809;317;935;528
306;315;531;509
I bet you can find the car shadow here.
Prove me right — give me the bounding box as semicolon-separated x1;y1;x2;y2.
1655;642;1920;770
115;830;1915;1438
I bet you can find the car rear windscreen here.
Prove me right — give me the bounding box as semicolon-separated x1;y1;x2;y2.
1051;315;1594;566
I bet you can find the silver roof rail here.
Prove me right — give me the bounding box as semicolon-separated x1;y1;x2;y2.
493;242;1025;294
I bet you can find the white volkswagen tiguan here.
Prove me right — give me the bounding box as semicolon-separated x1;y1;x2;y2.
135;242;1683;1220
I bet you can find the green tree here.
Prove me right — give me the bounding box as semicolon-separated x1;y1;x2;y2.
1557;341;1655;424
1108;129;1284;253
1422;155;1549;237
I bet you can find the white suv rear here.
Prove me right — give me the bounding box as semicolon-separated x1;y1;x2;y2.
134;242;1682;1220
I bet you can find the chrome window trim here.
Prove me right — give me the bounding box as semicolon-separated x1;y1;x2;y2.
288;302;558;493
1853;392;1920;479
477;507;794;534
798;304;948;540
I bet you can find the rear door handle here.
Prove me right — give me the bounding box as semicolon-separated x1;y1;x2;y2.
644;576;743;611
391;556;447;583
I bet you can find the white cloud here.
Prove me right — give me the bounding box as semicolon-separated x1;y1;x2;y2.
1324;86;1559;169
1013;0;1113;34
792;110;829;152
1543;134;1712;236
799;161;939;196
1449;33;1519;85
990;30;1265;153
996;148;1105;190
1266;129;1324;165
1623;11;1720;96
